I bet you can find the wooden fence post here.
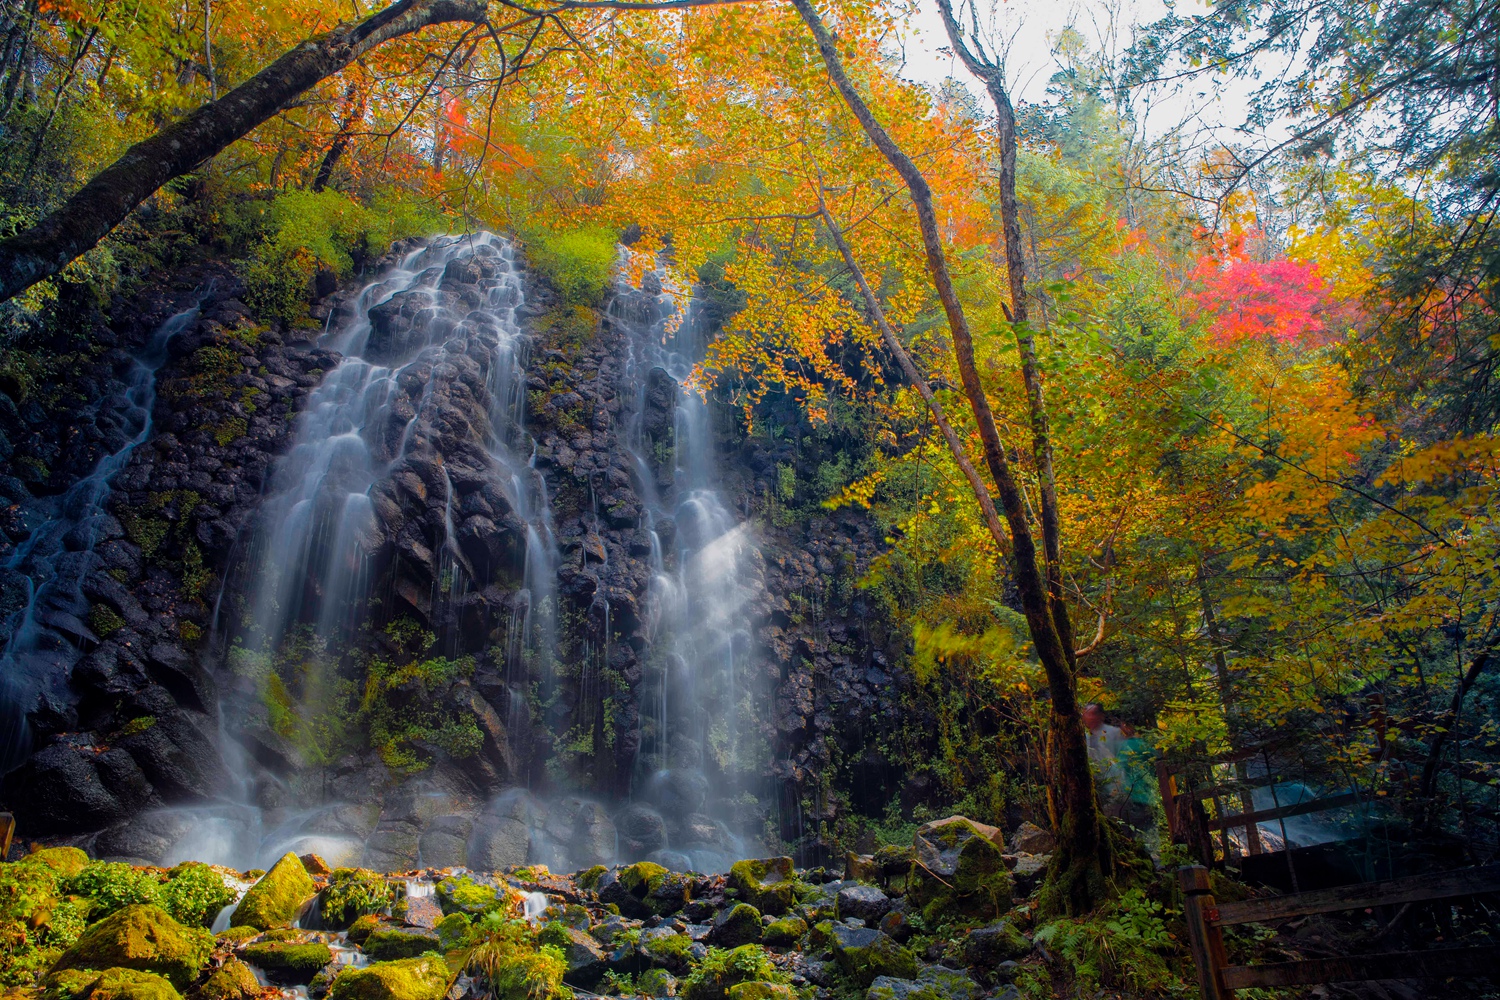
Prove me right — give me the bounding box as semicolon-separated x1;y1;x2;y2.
1179;865;1230;1000
0;812;14;860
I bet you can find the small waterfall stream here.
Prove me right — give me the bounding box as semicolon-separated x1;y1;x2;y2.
613;257;763;871
0;303;202;770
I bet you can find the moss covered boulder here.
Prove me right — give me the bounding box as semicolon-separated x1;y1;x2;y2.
360;928;441;962
52;904;214;990
726;859;795;916
230;854;314;931
44;968;183;1000
326;957;449;1000
725;984;795;1000
434;876;503;917
829;925;917;986
960;921;1030;966
538;922;608;987
905;817;1011;924
710;904;763;948
761;917;806;947
866;967;981;1000
595;862;680;918
28;848;92;877
192;959;260;1000
680;945;787;1000
241;941;334;983
638;927;694;975
318;870;395;930
345;915;387;946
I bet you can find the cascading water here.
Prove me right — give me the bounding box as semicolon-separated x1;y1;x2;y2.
613;257;767;871
0;303;202;770
150;234;567;867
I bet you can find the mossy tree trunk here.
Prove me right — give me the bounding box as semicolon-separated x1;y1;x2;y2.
795;0;1111;915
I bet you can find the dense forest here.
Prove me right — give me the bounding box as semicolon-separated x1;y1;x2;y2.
0;0;1497;997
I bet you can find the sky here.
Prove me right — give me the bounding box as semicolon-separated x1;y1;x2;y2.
891;0;1266;147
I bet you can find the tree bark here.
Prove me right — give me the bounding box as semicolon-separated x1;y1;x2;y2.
0;0;488;304
817;198;1011;558
932;0;1077;663
791;0;1110;915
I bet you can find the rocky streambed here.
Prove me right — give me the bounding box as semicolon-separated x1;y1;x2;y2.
1;815;1058;1000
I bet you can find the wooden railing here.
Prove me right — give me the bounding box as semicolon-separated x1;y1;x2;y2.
1179;863;1500;998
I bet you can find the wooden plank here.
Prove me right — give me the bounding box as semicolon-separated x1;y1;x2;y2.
0;812;13;860
1223;946;1500;989
1178;866;1230;1000
1204;791;1359;832
1215;864;1500;926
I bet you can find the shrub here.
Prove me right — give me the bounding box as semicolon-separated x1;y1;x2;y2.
463;917;570;1000
680;946;787;1000
66;862;163;917
320;869;396;929
161;862;235;928
524;227;616;306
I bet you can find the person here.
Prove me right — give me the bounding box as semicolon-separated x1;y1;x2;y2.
1082;703;1156;833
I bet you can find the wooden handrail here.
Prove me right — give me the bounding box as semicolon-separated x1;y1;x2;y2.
1203;791;1360;832
1214;864;1500;925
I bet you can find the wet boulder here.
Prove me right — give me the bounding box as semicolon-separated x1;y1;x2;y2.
727;857;797;916
230;853;315;930
2;736;154;834
326;956;450;1000
241;940;336;984
362;927;442;961
962;920;1032;966
47;968;182;1000
905;817;1011;923
1009;821;1056;855
710;903;763;948
835;885;890;924
52;904;214;990
828;925;918;986
193;958;260;1000
539;922;609;987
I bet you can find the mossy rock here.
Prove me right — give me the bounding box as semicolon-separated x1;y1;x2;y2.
806;921;836;953
906;819;1011;925
213;927;259;946
760;917;805;947
230;854;313;931
575;866;607;892
537;922;607;987
434;913;470;950
326;957;449;1000
319;870;395;930
44;968;182;1000
710;904;762;949
52;904;214;990
829;925;917;987
636;968;676;998
241;941;334;983
361;929;441;962
434;876;501;916
725;984;795;1000
638;928;693;974
27;848;92;877
726;859;795;916
192;959;259;1000
347;915;394;947
597;863;678;918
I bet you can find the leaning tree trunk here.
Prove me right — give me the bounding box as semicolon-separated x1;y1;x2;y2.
0;0;488;304
791;0;1111;916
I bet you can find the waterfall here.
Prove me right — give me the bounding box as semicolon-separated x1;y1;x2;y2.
612;256;763;872
0;303;202;770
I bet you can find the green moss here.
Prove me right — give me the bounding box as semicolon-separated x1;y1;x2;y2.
725;985;795;1000
230;853;314;930
119;717;157;738
46;968;183;1000
906;822;1011;925
27;848;91;877
636;969;676;998
194;959;261;1000
760;918;806;947
435;913;471;950
640;931;693;967
346;915;385;946
214;927;259;946
680;946;787;1000
617;862;667;896
242;941;335;980
712;904;762;948
160;864;234;929
830;927;917;987
326;957;451;1000
319;869;396;930
574;867;606;892
66;863;163;917
726;859;796;916
436;876;501;916
52;904;214;990
89;604;128;636
362;929;441;962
